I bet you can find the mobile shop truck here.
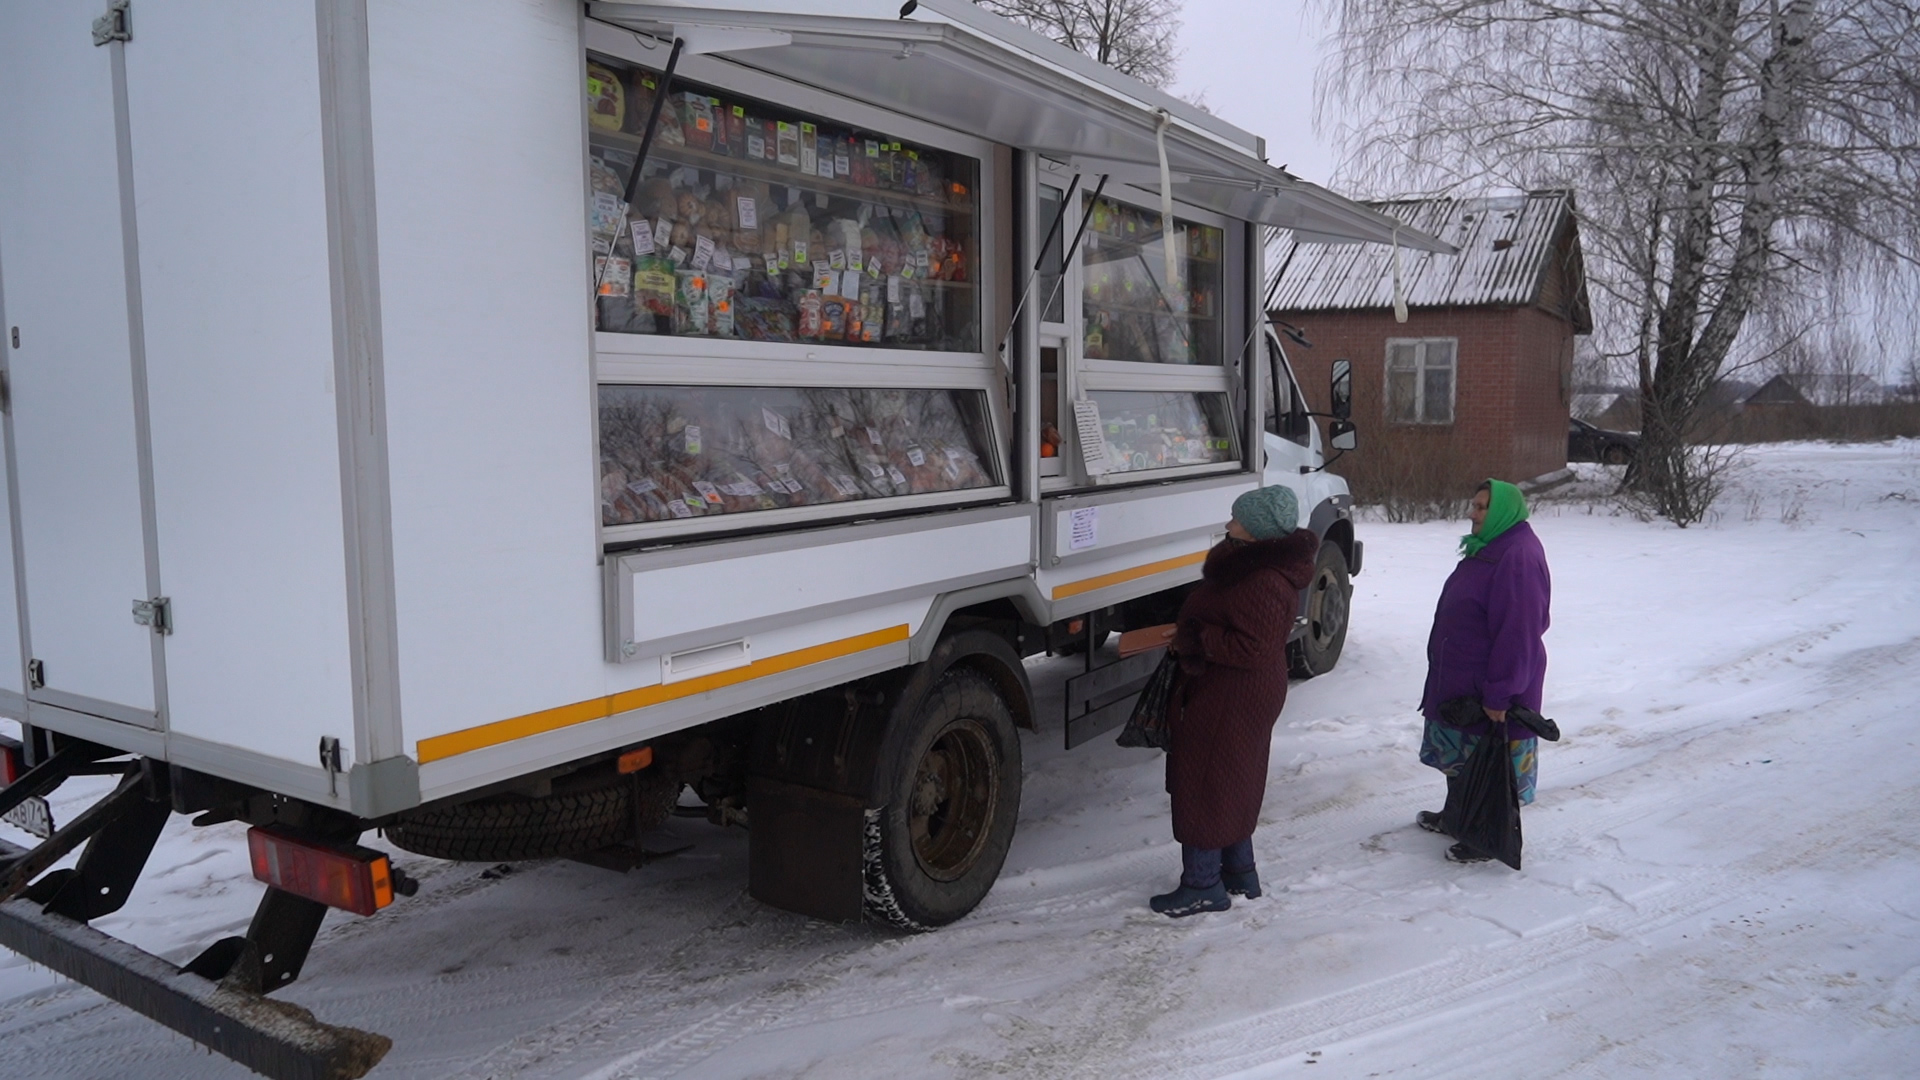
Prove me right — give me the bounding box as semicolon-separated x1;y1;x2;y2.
0;0;1450;1074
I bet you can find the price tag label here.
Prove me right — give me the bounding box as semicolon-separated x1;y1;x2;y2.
736;196;758;229
1073;399;1109;476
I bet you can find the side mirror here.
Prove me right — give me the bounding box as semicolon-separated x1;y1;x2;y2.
1330;359;1352;421
1329;419;1357;452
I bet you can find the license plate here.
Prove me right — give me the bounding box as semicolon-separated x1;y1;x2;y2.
3;794;53;840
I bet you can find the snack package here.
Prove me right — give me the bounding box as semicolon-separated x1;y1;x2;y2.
737;297;795;342
708;274;736;338
676;270;712;335
586;63;625;131
826;218;863;260
821;297;848;339
678;92;714;151
857;280;886;344
633;256;676;322
776;121;800;167
708;98;732;156
796;290;823;339
625;71;658;136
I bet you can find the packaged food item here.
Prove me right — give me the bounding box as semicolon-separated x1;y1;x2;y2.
821;297;848;339
595;255;631;297
796;290;823;338
737;297;794;342
799;122;818;175
857;280;886;344
709;98;733;156
708;274;735;337
625;71;659;136
586;63;625;131
678;92;715;151
633;256;676;321
776;121;800;167
676;270;712;335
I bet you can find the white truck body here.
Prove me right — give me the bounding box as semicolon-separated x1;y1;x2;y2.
0;0;1447;815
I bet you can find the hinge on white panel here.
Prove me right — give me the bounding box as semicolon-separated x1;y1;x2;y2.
131;596;171;635
26;659;44;690
0;370;10;415
318;737;344;796
92;0;130;46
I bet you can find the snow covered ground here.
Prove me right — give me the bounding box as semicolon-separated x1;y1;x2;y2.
3;440;1918;1079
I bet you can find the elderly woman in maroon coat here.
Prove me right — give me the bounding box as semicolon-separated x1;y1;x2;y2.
1151;485;1320;917
1415;479;1552;864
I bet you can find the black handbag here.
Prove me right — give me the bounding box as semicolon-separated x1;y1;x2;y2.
1115;652;1178;750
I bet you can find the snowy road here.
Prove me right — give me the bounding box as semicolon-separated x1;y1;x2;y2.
4;441;1919;1078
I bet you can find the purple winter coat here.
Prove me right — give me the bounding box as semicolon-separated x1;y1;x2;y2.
1419;521;1552;738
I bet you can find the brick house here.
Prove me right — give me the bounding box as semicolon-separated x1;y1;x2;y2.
1271;191;1592;495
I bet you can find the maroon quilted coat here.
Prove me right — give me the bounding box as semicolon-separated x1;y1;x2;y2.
1167;528;1320;848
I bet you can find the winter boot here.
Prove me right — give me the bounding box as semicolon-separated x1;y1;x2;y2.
1416;811;1450;835
1222;868;1262;899
1445;842;1493;864
1149;881;1231;917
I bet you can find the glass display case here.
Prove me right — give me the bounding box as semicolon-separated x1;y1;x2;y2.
1080;195;1222;366
586;56;980;353
1084;390;1235;476
599;385;997;526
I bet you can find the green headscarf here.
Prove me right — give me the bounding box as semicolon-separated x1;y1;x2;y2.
1459;479;1528;557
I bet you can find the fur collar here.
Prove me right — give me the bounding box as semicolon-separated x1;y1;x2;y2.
1203;527;1320;590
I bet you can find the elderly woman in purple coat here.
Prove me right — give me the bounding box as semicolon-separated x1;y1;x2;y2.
1415;479;1551;864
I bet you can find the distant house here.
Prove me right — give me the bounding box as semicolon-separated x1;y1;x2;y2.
1271;190;1591;489
1744;373;1886;409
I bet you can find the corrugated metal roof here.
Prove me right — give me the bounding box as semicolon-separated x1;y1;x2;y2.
1270;191;1583;316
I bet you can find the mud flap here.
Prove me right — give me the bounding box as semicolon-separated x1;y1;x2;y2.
745;775;867;922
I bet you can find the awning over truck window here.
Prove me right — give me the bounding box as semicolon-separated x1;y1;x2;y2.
587;0;1455;253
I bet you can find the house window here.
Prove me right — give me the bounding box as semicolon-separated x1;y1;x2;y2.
1386;339;1456;424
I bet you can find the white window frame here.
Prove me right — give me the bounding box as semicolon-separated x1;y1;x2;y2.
1052;172;1244;487
1385;337;1457;425
585;23;1011;545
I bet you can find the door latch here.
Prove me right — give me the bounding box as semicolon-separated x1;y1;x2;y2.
27;658;44;690
131;596;171;635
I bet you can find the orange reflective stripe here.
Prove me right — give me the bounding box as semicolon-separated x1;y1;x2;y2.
415;624;910;763
1050;550;1207;600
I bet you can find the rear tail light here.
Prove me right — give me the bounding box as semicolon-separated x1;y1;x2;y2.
0;736;23;787
247;827;394;916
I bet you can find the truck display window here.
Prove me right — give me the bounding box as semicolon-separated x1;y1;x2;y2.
599;385;998;526
1080;195;1222;366
1085;390;1235;475
586;57;979;352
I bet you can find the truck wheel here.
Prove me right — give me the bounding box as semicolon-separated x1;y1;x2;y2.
1289;540;1351;679
387;769;677;862
863;667;1022;930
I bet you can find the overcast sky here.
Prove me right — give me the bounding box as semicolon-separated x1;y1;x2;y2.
1168;0;1337;187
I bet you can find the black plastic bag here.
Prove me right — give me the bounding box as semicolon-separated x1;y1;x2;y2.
1443;723;1524;869
1115;653;1178;750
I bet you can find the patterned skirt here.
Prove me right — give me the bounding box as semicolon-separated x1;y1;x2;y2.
1419;717;1538;806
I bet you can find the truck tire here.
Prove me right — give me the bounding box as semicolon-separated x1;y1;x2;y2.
386;769;677;862
1289;540;1351;679
863;667;1022;930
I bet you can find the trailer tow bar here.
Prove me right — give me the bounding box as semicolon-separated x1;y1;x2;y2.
0;752;392;1079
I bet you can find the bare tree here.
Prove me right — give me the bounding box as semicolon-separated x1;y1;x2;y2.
975;0;1184;87
1318;0;1920;523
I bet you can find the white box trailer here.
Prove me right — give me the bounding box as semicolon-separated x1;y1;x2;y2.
0;1;1448;1074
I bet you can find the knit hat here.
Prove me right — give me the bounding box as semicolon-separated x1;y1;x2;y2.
1231;485;1299;541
